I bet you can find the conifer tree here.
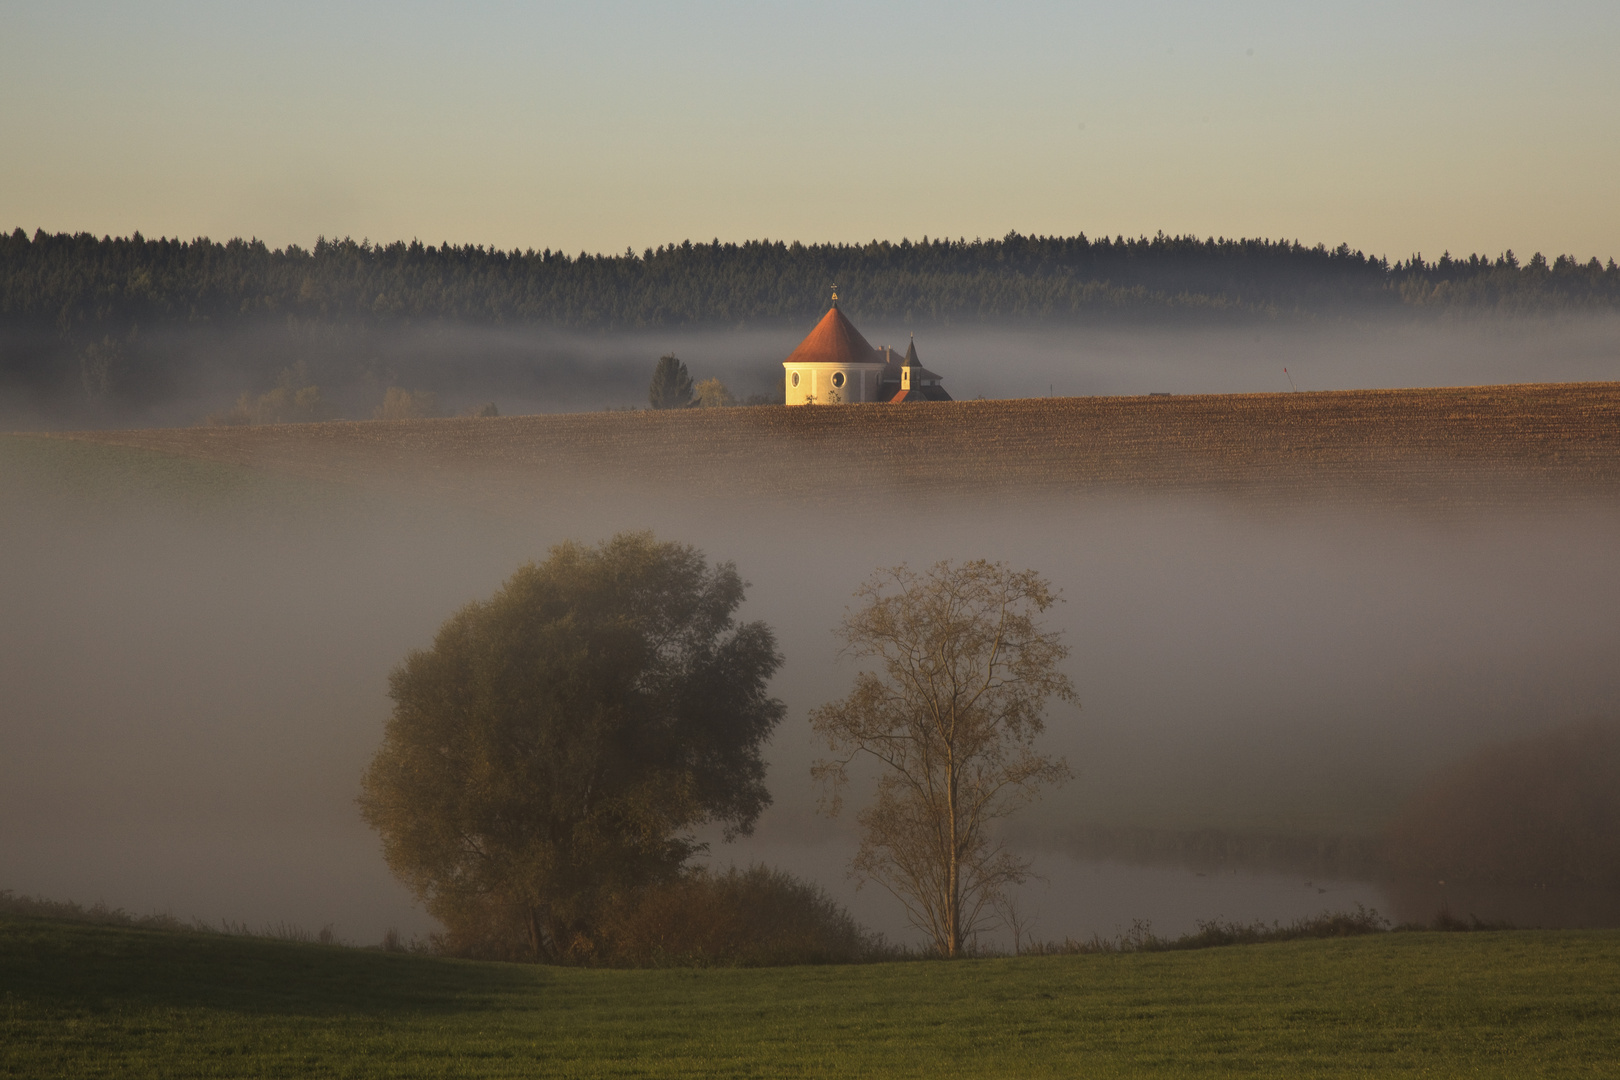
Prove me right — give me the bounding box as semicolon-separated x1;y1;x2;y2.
648;354;694;409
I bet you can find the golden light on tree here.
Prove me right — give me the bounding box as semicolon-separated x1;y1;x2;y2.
811;560;1076;957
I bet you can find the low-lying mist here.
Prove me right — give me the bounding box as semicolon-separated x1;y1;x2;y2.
4;437;1617;946
4;312;1617;430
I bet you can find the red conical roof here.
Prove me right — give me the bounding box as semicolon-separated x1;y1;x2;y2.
783;306;881;367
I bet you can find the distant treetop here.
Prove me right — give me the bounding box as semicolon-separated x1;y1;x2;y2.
2;227;1617;338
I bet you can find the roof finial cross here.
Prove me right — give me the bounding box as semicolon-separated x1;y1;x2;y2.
830;283;839;308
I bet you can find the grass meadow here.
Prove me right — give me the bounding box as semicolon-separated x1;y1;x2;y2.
3;915;1617;1078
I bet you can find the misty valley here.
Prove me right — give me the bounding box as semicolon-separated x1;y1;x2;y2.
4;408;1618;949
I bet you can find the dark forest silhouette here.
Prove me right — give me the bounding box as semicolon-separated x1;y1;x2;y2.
7;228;1617;334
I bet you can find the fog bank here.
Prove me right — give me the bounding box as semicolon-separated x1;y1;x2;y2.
4;312;1617;430
5;437;1617;945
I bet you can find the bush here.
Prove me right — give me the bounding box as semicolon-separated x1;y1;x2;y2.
424;865;878;966
373;386;442;420
0;889;188;931
1383;717;1620;887
207;364;328;425
598;865;877;967
693;378;735;408
1022;906;1393;956
420;893;537;962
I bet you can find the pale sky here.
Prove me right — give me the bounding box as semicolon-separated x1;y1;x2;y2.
3;0;1617;261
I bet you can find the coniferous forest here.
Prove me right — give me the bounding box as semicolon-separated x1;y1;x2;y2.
3;227;1617;422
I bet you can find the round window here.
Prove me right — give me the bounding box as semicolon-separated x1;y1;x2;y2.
831;372;845;388
791;372;800;387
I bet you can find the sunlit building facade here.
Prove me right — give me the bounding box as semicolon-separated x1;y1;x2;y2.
782;302;950;406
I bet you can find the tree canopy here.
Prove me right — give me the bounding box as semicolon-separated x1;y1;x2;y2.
811;560;1075;957
359;532;784;962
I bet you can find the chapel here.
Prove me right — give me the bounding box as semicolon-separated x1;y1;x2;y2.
781;297;950;405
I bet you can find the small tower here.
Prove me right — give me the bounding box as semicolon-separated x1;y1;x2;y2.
882;333;952;401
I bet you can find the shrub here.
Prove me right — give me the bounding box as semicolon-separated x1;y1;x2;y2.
1022;906;1393;956
598;865;877;967
0;889;187;931
424;893;538;962
693;378;735;408
424;865;877;966
374;386;442;420
208;364;329;425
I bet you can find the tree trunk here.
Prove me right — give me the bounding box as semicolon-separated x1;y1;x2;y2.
947;762;961;957
526;906;544;961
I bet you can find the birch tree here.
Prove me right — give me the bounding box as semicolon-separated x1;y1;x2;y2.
810;560;1075;957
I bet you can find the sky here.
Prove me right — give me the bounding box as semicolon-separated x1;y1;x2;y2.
3;1;1618;262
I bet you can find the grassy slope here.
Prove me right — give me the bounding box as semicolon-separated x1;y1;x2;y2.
3;917;1617;1078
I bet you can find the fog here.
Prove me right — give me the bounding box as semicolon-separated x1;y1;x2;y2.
5;424;1619;946
4;311;1619;946
5;311;1619;429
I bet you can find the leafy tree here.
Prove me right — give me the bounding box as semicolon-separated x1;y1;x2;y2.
359;532;785;962
693;377;736;408
208;362;329;425
648;354;694;409
811;560;1075;957
373;386;441;420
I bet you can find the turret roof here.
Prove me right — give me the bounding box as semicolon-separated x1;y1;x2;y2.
895;334;944;382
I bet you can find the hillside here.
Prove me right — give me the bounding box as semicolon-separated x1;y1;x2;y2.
4;915;1619;1078
47;383;1620;512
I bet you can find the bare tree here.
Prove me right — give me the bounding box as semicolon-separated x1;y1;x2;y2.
810;560;1075;957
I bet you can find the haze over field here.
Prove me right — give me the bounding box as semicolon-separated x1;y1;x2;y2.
5;313;1619;430
5;430;1618;945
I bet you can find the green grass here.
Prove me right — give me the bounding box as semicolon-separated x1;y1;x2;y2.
4;916;1617;1078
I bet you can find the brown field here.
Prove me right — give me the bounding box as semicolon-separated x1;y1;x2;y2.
45;382;1620;510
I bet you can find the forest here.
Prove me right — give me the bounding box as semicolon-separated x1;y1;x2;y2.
6;228;1618;335
3;227;1618;417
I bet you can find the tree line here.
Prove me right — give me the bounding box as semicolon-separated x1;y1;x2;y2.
6;227;1618;342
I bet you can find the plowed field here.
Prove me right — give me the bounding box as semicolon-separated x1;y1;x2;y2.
48;383;1620;510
